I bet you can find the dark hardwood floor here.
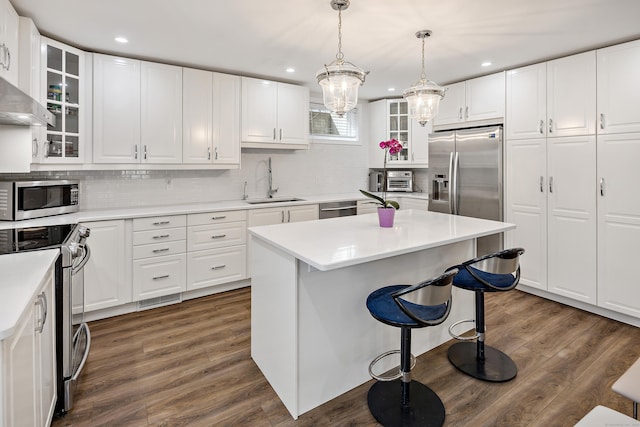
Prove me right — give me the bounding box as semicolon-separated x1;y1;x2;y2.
52;287;640;427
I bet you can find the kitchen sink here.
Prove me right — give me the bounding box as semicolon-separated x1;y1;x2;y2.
245;197;305;205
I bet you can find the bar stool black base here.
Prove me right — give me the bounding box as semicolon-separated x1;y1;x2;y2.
448;342;517;382
367;379;445;427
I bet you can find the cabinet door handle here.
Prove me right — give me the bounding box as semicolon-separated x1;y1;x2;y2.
207;147;211;160
134;144;138;159
549;176;554;193
211;264;226;270
152;234;170;239
281;211;285;223
539;120;544;134
34;292;47;333
540;176;544;193
273;128;276;141
32;138;39;158
152;221;170;225
215;147;219;160
458;107;463;120
600;177;605;196
211;234;227;239
152;274;170;280
464;106;469;120
5;46;10;71
548;118;553;133
600;113;605;130
144;145;148;160
211;215;226;220
44;140;50;158
287;211;291;222
279;129;283;141
152;248;170;253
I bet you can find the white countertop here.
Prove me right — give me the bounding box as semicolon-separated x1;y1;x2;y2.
249;210;515;271
0;192;428;229
0;249;59;340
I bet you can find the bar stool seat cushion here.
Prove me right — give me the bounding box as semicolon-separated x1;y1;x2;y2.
366;285;448;328
612;356;640;404
574;405;638;426
453;266;515;291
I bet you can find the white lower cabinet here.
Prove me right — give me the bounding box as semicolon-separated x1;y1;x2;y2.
82;220;132;312
132;215;186;301
1;262;56;427
186;210;247;291
596;133;640;317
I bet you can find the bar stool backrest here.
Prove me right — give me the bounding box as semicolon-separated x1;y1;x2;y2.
463;247;525;291
391;269;458;326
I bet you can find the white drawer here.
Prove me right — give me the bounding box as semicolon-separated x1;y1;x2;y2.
133;240;186;260
133;227;186;246
133;253;186;300
133;215;187;231
187;246;246;291
187;221;247;251
187;210;247;226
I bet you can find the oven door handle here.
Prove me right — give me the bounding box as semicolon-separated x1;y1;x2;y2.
72;243;91;275
71;323;91;382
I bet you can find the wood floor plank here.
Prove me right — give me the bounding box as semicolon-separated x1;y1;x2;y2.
52;287;640;426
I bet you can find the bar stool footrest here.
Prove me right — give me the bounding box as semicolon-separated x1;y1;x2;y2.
368;350;416;381
448;318;480;341
368;379;445;427
448;341;517;382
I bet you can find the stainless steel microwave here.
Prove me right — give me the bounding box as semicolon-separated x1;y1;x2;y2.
386;171;413;192
0;180;79;220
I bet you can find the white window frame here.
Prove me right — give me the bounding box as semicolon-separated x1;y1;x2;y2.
309;97;361;145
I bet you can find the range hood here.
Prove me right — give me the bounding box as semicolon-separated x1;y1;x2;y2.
0;76;55;127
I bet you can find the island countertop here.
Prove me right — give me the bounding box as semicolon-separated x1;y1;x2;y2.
248;209;515;271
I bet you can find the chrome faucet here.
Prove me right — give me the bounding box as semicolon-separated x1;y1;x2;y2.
267;157;278;198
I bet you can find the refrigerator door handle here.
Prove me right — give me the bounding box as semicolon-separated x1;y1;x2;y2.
452;151;460;215
448;151;455;214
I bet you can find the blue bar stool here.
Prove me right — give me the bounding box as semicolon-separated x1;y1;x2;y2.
446;247;525;382
366;269;458;427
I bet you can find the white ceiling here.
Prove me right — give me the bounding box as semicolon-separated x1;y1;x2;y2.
10;0;640;101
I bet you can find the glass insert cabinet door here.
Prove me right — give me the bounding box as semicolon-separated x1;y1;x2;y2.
41;37;84;162
387;100;410;163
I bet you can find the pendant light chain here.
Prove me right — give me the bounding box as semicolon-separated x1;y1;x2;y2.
336;5;344;61
420;34;427;82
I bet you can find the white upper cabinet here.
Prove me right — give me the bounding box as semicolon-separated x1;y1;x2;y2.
597;39;640;135
434;72;505;129
39;37;86;164
0;0;19;85
183;69;240;166
241;77;309;149
93;54;141;163
506;52;596;140
141;61;183;163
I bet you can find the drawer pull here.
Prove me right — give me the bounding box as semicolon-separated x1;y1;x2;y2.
152;248;170;253
211;264;226;270
211;234;227;239
211;215;227;220
152;274;170;280
152;221;170;225
153;234;170;239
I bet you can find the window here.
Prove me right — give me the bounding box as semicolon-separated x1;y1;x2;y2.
309;102;359;142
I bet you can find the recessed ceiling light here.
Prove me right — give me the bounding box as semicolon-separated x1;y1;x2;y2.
388;88;396;92
285;67;295;73
481;61;492;67
115;37;128;44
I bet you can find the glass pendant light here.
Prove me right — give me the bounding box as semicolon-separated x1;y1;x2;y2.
403;30;446;126
316;0;368;117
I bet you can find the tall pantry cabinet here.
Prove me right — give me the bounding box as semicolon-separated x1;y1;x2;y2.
506;40;640;320
505;51;597;304
595;39;640;318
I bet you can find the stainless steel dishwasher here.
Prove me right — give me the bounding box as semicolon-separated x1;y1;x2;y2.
319;201;358;219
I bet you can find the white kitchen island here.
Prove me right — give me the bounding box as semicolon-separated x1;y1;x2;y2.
249;210;515;419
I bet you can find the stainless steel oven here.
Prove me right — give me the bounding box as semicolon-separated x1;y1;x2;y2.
0;223;91;415
0;179;79;221
386;171;413;192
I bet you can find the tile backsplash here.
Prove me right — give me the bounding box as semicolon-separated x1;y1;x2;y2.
0;143;370;210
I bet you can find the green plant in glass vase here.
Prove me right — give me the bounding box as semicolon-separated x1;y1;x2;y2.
360;138;402;210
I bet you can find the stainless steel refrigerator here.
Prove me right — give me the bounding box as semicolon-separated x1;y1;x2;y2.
428;125;503;256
